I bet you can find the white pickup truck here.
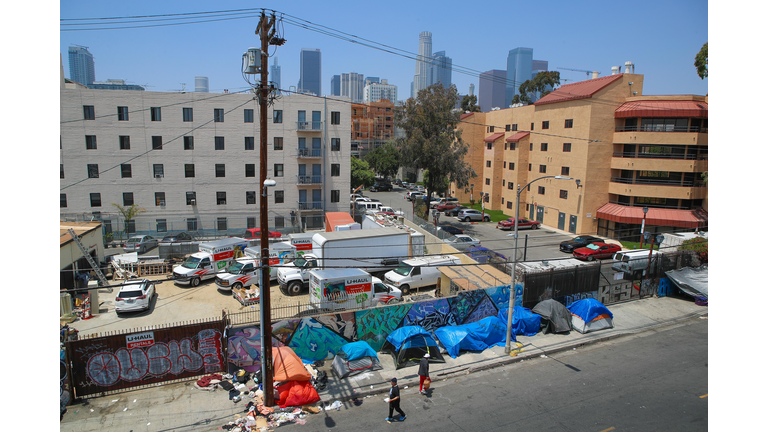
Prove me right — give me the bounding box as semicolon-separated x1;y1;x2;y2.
214;242;297;291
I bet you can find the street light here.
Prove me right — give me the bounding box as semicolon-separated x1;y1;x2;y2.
505;175;579;353
260;178;276;401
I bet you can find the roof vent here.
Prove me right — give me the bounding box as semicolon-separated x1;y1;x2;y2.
624;61;635;74
611;66;620;75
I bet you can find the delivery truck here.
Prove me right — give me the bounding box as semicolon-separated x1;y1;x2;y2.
277;227;416;296
384;255;461;295
172;237;248;287
214;242;297;291
308;269;374;311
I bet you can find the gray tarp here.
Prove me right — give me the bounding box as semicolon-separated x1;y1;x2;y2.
531;299;572;334
665;266;708;298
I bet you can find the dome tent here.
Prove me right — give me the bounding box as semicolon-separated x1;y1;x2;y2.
567;298;614;334
531;299;572;334
381;326;445;370
331;341;383;378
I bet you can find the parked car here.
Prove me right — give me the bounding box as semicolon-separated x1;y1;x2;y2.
456;209;491;222
436;202;461;212
573;242;622;261
376;206;405;216
243;228;282;240
416;185;426;193
431;197;459;209
437;224;463;236
161;232;194;243
370;182;393;192
405;191;423;201
115;279;155;314
394;179;403;186
443;234;482;251
444;205;468;217
496;217;541;231
559;235;604;253
123;235;159;253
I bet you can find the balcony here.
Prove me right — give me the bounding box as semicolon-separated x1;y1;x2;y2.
298;201;324;211
297;175;322;185
608;178;707;200
615;125;707;133
296;121;323;132
297;147;323;158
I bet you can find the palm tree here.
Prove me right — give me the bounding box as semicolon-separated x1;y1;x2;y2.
111;203;146;241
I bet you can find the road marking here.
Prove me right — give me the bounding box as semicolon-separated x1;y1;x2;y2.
599;428;615;432
700;394;707;398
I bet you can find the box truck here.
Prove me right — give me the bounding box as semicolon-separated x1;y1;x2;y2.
277;227;415;296
172;237;248;287
308;269;402;311
384;255;461;295
214;242;297;291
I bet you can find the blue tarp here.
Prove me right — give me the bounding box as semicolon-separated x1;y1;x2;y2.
567;298;613;322
498;306;541;337
338;341;379;361
465;247;507;264
434;316;509;359
385;326;436;352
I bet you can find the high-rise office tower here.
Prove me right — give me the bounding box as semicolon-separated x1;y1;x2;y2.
68;46;95;86
298;49;321;96
270;57;282;94
479;69;508;111
430;51;452;89
365;77;380;85
330;75;341;96
412;31;432;98
364;79;398;103
506;47;533;104
341;72;365;103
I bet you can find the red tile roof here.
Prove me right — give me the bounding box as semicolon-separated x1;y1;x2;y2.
614;100;708;118
460;113;475;120
596;203;708;229
534;74;624;106
506;131;530;142
484;132;505;142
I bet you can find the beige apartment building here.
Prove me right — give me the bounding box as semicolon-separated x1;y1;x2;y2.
453;72;707;240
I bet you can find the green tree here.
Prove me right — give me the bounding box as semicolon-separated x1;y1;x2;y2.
694;42;708;79
364;141;401;179
395;84;476;206
460;94;481;113
423;169;450;196
111;203;146;241
512;71;561;104
350;156;375;189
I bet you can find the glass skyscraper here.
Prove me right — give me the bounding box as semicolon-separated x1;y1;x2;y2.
506;47;533;104
68;46;95;86
298;49;321;96
270;57;281;94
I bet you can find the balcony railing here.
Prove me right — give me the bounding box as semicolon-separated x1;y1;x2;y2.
296;121;323;132
615;126;708;133
297;175;322;185
610;177;705;187
612;152;707;160
298;201;324;211
297;148;323;158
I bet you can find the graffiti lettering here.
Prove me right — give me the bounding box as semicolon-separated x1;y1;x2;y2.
198;329;223;373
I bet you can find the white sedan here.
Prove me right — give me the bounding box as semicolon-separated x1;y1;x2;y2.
443;234;482;251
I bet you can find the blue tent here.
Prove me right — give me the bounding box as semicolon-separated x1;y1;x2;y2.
567;298;614;334
434;316;509;359
498;306;541;337
336;341;378;361
331;341;383;378
382;326;445;369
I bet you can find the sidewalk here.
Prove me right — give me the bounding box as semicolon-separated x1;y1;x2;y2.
60;296;707;432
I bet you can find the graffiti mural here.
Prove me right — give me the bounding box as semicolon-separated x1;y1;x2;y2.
404;299;456;332
288;318;349;362
463;295;499;324
227;326;285;373
272;319;301;345
355;304;412;351
448;290;487;324
484;285;511;310
562;291;598;307
315;313;357;341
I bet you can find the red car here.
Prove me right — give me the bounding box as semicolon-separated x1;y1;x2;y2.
572;242;621;261
436;203;461;212
243;228;282;240
496;217;541;231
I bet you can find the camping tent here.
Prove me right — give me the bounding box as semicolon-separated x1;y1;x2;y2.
331;341;383;378
272;346;319;408
531;299;572;334
433;316;508;359
567;298;614;334
381;326;445;370
497;306;541;337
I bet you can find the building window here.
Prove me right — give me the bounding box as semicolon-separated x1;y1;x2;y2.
274;137;283;150
90;193;101;207
530;123;534;131
244;109;254;123
539;165;547;174
60;193;67;208
156;219;167;233
83;105;95;120
275;217;285;229
85;135;97;150
275;190;284;204
273;110;283;123
331;164;340;176
561;166;570;176
121;164;132;178
536;186;544;195
509;163;515;170
502;180;506;186
563;143;572;152
88;164;99;178
186;192;196;205
528;164;532;171
215;136;225;150
541;143;548;151
508;182;514;190
184;136;194;150
215;164;226;178
214;108;224;122
155;192;165;206
507;201;513;209
153;164;164;178
331;111;340;125
487;126;495;133
509;142;516;151
512;124;518;131
152;136;163;150
486;142;492;150
244;136;255;150
187;218;198;231
217;218;227;231
564;119;574;128
505;124;511;131
247;217;256;229
503;161;507;168
274;164;284;177
542;121;549;130
560;190;568;199
246;191;256;205
245;164;255;178
185;164;195;178
60;164;65;179
122;192;134;206
118;106;129;121
331;138;340;151
151;107;161;121
485;178;491;185
331;190;340;203
216;191;227;205
119;136;130;150
486;160;492;168
530;143;533;151
183;107;193;122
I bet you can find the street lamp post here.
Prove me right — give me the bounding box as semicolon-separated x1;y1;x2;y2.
505;175;580;353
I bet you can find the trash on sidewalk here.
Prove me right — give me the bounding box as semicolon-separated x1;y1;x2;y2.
323;400;343;411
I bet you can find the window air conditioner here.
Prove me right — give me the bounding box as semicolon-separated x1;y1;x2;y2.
155;174;163;179
190;199;196;206
159;201;166;206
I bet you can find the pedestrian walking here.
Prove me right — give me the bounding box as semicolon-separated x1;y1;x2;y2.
418;353;430;394
385;378;406;422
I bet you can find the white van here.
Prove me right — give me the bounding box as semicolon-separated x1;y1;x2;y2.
356;201;383;212
611;249;659;278
384;255;461;295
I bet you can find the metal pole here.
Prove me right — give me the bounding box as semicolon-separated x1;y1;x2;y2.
505;185;521;353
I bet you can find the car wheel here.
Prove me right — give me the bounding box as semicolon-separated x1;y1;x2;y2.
532;224;539;230
191;277;201;287
387;297;400;304
287;281;303;296
463;217;471;222
587;256;594;262
484;216;490;222
400;284;411;296
231;282;242;291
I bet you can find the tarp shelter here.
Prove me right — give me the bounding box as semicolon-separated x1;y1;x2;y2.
497;306;541;337
567;299;614;334
272;347;319;408
532;299;572;334
275;380;320;408
331;341;383;378
665;267;708;299
381;326;445;370
434;316;509;359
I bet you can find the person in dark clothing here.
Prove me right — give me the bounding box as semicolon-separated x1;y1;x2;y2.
418;353;430;394
386;378;406;422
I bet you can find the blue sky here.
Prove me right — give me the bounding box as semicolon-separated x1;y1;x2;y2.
59;0;709;97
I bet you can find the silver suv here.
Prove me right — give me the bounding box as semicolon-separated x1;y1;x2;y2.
456;209;491;222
